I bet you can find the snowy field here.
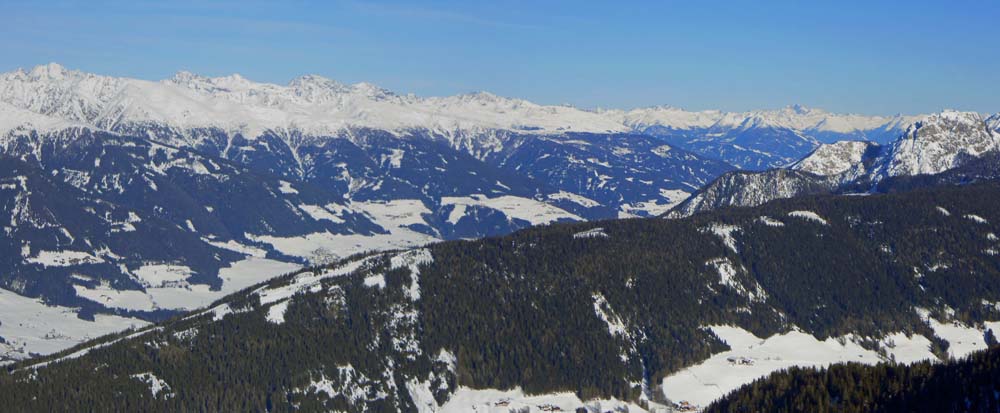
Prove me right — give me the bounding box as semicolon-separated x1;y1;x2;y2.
428;387;660;413
0;288;148;363
660;320;1000;408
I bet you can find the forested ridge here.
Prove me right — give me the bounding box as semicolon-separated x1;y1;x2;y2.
3;183;1000;411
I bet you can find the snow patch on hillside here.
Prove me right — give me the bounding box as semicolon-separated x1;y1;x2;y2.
703;224;740;253
435;386;652;413
130;372;173;398
253;254;381;316
201;238;268;257
546;190;601;208
662;326;883;407
788;210;829;225
965;214;988;224
878;333;935;363
756;216;785;227
133;264;192;288
277;180;298;194
391;248;433;301
574;227;609;239
592;293;627;337
0;288;148;363
26;250;103;267
363;274;386;289
248;230;437;264
299;204;345;224
265;301;289;324
248;199;438;263
298;365;386;405
73;284;156;311
441;195;581;225
145;257;298;311
619;189;691;217
915;308;999;359
706;258;767;303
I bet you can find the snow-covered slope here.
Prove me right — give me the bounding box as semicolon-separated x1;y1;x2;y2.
618;104;920;169
0;64;729;360
1;64;919;144
669;169;838;218
791;140;876;177
0;64;951;362
671;110;1000;217
615;104;917;139
0;63;625;142
986;113;1000;134
1;64;922;171
0;101;83;136
0;64;731;213
871;111;1000;179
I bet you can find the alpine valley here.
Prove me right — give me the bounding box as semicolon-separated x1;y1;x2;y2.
3;63;1000;412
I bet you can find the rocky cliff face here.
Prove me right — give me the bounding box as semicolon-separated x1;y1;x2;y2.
670;111;999;217
668;169;838;218
870;111;999;180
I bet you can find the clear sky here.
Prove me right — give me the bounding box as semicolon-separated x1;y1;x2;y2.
1;0;997;115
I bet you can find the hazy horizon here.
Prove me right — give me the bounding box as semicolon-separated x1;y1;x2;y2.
2;1;998;115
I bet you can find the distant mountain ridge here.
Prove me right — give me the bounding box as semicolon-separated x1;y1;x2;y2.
0;63;987;364
670;110;1000;217
0;64;736;361
2;63;925;168
619;104;919;169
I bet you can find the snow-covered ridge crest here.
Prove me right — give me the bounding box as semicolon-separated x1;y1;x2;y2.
1;63;926;144
0;63;626;139
668;109;1000;218
874;110;999;179
610;104;921;135
0;101;89;136
791;140;875;176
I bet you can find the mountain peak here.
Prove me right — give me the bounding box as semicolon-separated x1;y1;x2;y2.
906;109;987;133
288;74;348;92
28;62;70;80
349;81;394;100
932;109;982;122
459;91;502;100
0;65;934;144
876;109;998;179
785;104;818;115
217;73;248;83
791;140;874;176
288;73;334;85
446;91;528;107
169;70;206;84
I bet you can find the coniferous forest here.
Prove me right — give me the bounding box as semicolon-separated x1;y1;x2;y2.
3;183;1000;411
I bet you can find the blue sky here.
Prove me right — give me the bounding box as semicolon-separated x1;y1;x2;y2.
1;0;997;115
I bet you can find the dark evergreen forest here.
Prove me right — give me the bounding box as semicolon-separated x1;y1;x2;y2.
3;183;1000;411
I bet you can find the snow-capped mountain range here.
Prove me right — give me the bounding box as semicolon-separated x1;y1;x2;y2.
3;63;921;166
617;104;920;169
0;63;991;363
671;111;1000;217
0;64;733;361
